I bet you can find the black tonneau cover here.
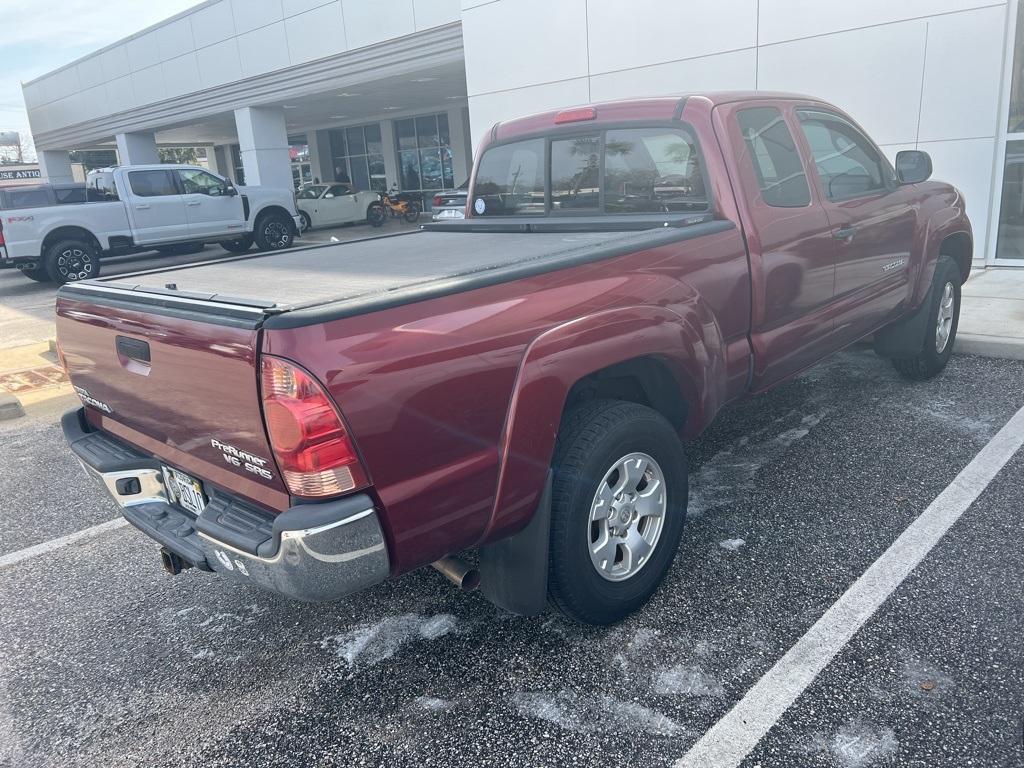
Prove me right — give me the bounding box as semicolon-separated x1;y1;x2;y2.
61;220;733;330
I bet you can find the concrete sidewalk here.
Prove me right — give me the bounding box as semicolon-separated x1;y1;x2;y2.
958;268;1024;360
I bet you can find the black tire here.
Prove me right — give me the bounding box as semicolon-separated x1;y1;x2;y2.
221;235;254;253
254;211;295;251
44;239;101;284
20;265;50;283
403;203;421;223
299;211;312;233
891;254;962;381
547;400;688;625
367;202;385;227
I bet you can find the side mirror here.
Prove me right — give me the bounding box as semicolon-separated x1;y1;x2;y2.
225;185;238;197
324;193;334;199
895;150;932;185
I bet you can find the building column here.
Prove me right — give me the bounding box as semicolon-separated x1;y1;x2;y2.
448;107;473;185
38;149;74;183
309;129;333;184
233;106;292;190
115;131;159;165
379;119;399;192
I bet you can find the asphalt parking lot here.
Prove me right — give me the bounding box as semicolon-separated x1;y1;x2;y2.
2;343;1022;768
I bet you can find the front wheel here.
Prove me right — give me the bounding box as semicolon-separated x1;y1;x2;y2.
891;254;962;381
298;211;312;233
44;239;101;284
367;202;385;227
254;211;295;251
547;400;687;625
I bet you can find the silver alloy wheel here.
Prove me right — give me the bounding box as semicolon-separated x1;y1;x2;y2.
935;281;956;353
264;220;291;248
57;248;94;281
588;452;667;582
299;212;311;233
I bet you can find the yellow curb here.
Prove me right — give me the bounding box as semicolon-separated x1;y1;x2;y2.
0;340;58;374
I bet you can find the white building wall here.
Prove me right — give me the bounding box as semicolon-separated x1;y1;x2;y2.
462;0;1009;264
23;0;462;139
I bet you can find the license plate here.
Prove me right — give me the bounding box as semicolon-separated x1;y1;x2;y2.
164;467;206;516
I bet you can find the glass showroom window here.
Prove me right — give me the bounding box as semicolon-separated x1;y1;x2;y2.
289;135;312;191
996;0;1024;261
394;113;456;208
329;124;386;192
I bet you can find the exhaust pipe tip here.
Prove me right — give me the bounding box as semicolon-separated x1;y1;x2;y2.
431;556;481;592
160;547;189;576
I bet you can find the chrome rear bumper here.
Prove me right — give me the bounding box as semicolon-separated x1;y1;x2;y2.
62;408;390;602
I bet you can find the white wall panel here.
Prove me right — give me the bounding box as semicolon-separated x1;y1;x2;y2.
232;0;284;35
162;53;203;100
191;1;236;48
157;17;195;61
468;77;591;148
758;0;1005;45
196;39;243;89
462;0;588;95
586;0;757;75
105;76;135;115
77;56;106;90
918;137;996;263
341;0;416;49
77;85;109;122
918;6;1005;142
97;45;131;82
50;67;81;102
286;2;346;64
589;48;756;102
758;20;927;146
413;0;461;29
130;64;166;105
283;0;334;15
126;31;161;72
237;23;291;78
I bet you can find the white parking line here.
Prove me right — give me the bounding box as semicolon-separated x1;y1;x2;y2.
676;402;1024;768
0;518;128;570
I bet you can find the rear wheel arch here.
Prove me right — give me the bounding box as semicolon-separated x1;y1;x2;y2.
562;355;690;434
41;225;102;257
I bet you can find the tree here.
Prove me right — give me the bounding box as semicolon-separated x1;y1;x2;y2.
159;147;206;164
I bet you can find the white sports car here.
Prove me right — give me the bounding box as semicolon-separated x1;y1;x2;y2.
295;183;380;231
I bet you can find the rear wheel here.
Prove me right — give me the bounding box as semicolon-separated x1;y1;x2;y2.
299;211;312;233
254;211;295;251
402;203;421;223
44;239;101;284
891;255;962;381
367;202;385;227
221;235;254;253
547;400;687;625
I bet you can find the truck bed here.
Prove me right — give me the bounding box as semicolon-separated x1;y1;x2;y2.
60;221;731;329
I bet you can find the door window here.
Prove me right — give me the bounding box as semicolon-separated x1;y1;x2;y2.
737;107;811;207
797;110;891;200
128;170;179;197
327;184;353;197
178;169;228;195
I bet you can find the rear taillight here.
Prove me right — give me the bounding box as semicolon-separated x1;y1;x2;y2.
432;195;443;207
260;355;368;498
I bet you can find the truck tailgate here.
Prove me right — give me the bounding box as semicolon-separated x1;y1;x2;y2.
56;291;290;511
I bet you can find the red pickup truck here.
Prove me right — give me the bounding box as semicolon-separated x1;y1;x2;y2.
57;92;971;625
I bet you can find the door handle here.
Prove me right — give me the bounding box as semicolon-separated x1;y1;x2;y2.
135;204;150;210
834;226;857;241
186;201;201;206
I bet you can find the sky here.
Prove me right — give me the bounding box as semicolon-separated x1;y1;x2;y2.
0;0;202;160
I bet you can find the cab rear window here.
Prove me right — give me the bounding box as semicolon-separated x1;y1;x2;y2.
472;126;709;217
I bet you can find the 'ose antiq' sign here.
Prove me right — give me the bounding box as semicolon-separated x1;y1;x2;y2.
0;169;41;181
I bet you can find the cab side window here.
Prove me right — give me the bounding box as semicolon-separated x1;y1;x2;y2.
737;107;811;208
128;170;179;197
797;110;891;200
178;169;228;196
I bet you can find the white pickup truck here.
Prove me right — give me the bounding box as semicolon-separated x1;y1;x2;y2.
0;164;300;284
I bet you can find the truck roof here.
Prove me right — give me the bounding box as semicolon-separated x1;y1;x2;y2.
491;90;824;143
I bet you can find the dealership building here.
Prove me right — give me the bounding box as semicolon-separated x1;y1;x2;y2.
21;0;1024;266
